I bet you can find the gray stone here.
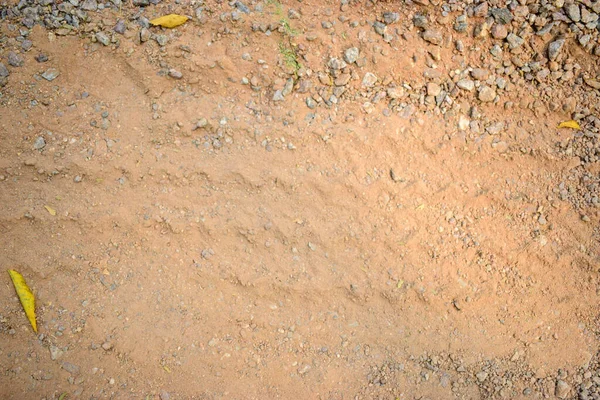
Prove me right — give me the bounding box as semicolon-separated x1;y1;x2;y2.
36;54;49;63
413;14;428;29
41;68;59;81
491;8;513;24
490;44;503;58
22;40;33;51
281;78;293;96
154;34;168;46
581;7;598;24
140;28;151;42
422;29;443;45
0;62;8;77
454;15;468;33
383;12;399;24
555;380;570;399
328;57;347;70
373;21;386;36
306;97;317;109
49;345;63;360
234;1;250;14
61;362;80;375
113;20;126;34
386;87;404;99
362;72;378;87
159;391;170;400
132;0;149;5
80;0;97;10
478;86;496;102
476;371;488;382
548;38;565;60
457;79;475;91
34;136;46;150
344;47;359;64
565;4;581;22
506;33;524;49
7;51;24;67
95;32;110;46
168;69;183;79
272;90;284;101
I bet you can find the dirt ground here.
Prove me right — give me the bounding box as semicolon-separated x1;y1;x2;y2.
1;0;599;398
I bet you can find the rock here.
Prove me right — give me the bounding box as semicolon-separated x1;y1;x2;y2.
159;391;170;400
101;341;114;351
113;20;126;34
334;73;351;86
478;86;496;102
281;78;293;96
506;33;524;49
413;14;428;28
454;15;468;32
74;175;82;183
62;362;80;375
555;380;570;399
491;8;513;24
422;29;443;45
7;51;24;67
423;68;441;79
490;44;503;58
140;28;151;42
154;34;168;46
548;38;565;61
387;87;404;99
476;371;488;382
458;115;470;130
328;57;347;70
297;364;311;375
33;137;46;150
344;47;359;64
41;68;59;81
168;69;183;79
95;32;110;46
132;0;149;5
80;0;97;10
456;79;475;91
193;118;208;130
36;54;49;63
22;40;33;51
306;97;317;109
426;82;441;96
565;4;581;22
471;68;489;81
0;62;8;77
49;345;63;360
272;90;284;101
581;7;598;24
373;21;386;36
491;23;508;39
383;12;399;24
473;2;488;17
234;0;250;14
584;78;600;89
362;72;378;87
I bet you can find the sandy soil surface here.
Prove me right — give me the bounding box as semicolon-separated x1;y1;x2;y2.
1;0;599;398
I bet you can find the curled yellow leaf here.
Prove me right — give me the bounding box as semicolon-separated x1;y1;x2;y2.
149;14;188;28
44;205;56;216
8;269;37;333
557;120;581;130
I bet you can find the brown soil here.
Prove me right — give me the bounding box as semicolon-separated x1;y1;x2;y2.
1;0;599;399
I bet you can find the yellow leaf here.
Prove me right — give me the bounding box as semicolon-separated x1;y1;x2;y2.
44;205;56;216
163;365;171;373
558;120;581;130
149;14;188;28
8;270;37;333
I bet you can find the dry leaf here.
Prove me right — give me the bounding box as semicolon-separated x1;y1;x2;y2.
558;120;581;130
44;205;56;216
149;14;188;28
8;269;37;333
